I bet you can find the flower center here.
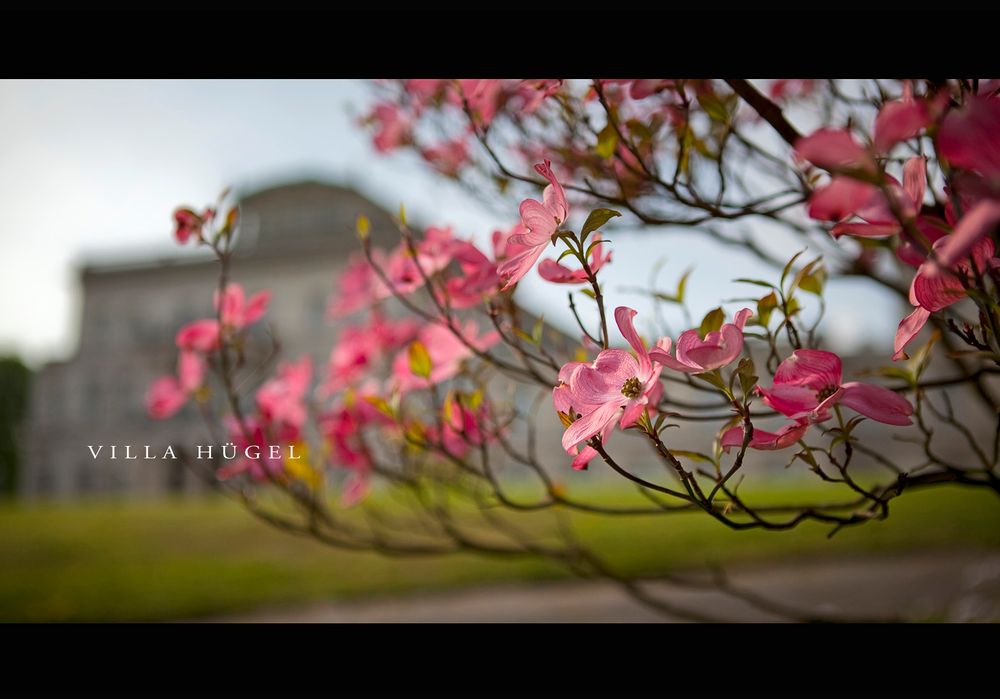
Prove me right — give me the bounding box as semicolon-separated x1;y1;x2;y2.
621;376;642;399
817;385;839;401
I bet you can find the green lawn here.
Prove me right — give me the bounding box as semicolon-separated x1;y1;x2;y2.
1;483;998;621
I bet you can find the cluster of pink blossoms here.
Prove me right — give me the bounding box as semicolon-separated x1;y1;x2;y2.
364;80;562;176
146;282;271;419
794;83;1000;360
554;307;913;469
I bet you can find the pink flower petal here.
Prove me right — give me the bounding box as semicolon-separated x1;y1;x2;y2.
795;128;875;174
244;290;271;325
934;199;1000;269
649;338;701;373
902;156;927;209
177;351;205;393
215;283;244;327
497;243;546;290
830;222;902;239
892;306;931;361
614;306;651;379
938;95;1000;179
721;422;809;452
773;349;842;390
808;177;880;222
874;99;930;154
839;381;913;426
516;199;558;245
537;258;589;284
175;319;220;352
758;383;819;420
571;445;599;471
561;400;620;453
145;376;187;419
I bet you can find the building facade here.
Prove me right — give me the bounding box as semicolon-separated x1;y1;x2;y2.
21;181;401;498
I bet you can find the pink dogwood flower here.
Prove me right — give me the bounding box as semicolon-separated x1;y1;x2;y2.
432;393;493;459
556;307;664;466
439;240;502;308
806;155;929;239
649;308;752;374
145;351;206;419
822;157;927;239
390;321;499;394
930;200;1000;270
383;226;458;296
769;79;815;102
173;207;211;245
759;350;913;426
175;319;221;353
256;355;313;432
455;79;503;127
498;159;569;290
893;236;996;360
320;314;419;395
515;79;563;114
175;284;270;353
537;235;611;284
937;94;1000;187
217;416;297;483
872;83;939;155
720;421;809;452
420;138;469;177
319;402;376;507
215;283;271;330
794;128;876;176
368;102;411;153
328;250;390;319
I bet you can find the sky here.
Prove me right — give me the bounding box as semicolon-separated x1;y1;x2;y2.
0;79;906;368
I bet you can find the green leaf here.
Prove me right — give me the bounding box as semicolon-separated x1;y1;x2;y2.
697;91;731;124
466;389;484;410
531;316;545;344
794;448;820;469
363;395;396;420
874;366;913;382
735;278;778;290
736;357;757;396
580;208;622;244
785;297;803;317
797;265;827;296
675;268;693;305
584;238;610;260
513;327;535;344
757;291;778;327
580;288;597;299
596;123;618;159
695;369;727;392
908;328;940;382
408;341;432;378
780;249;806;289
625;118;652;143
670;449;717;465
699;307;725;338
356;214;371;241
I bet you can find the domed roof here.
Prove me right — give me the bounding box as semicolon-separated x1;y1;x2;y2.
234;180;398;258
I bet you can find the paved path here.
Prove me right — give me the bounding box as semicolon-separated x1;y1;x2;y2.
199;549;1000;622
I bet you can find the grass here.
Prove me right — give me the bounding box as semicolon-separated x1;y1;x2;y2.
0;482;998;621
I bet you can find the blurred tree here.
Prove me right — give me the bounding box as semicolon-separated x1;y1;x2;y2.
0;356;30;496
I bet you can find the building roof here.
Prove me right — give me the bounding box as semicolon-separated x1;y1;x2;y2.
82;180;400;278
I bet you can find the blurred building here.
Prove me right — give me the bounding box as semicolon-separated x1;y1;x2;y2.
21;180;401;498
